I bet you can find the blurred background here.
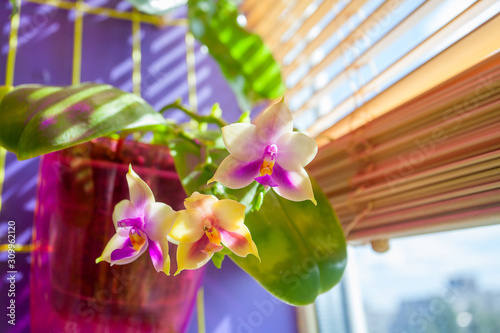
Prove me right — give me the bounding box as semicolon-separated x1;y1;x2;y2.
1;0;500;332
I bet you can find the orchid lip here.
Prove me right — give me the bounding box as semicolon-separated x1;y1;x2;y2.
110;239;136;261
203;218;222;246
255;174;278;187
259;144;279;177
129;227;147;250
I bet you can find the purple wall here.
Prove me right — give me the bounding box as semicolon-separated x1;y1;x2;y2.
0;1;297;332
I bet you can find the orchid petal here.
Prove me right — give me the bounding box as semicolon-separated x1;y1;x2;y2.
96;232;148;266
209;155;261;189
219;226;260;261
175;236;215;275
117;217;143;229
221;123;262;162
211;199;246;232
184;192;218;215
256;100;293;144
276;132;318;171
96;232;129;263
272;164;317;204
148;237;170;274
126;165;155;213
169;210;205;243
112;200;138;231
143;202;176;241
116;227;130;237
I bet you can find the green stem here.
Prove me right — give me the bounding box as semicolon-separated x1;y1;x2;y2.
160;101;228;128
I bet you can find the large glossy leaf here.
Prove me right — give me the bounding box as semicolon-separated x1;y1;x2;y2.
230;180;347;305
0;83;166;160
188;0;286;110
169;134;347;305
125;0;185;15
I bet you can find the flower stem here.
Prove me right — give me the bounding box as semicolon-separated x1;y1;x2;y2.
160;101;228;128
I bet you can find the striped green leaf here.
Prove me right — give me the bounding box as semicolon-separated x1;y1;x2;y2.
0;83;166;159
188;0;286;110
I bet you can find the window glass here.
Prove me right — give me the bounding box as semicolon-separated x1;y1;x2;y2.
352;225;500;333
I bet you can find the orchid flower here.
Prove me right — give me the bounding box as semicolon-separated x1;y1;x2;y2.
209;100;318;204
169;192;259;275
96;165;176;275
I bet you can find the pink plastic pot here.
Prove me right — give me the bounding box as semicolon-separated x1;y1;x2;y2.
31;138;204;333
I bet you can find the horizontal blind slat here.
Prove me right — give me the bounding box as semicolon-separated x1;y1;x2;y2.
245;0;281;29
247;1;293;35
241;0;500;241
289;0;440;117
354;189;500;229
262;0;320;49
356;0;496;103
309;56;500;165
310;13;500;139
303;3;496;126
348;205;500;241
309;52;500;241
276;0;370;61
285;0;406;93
334;170;500;213
365;181;500;217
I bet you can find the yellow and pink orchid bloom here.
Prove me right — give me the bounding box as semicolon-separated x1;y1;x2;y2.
169;192;260;275
210;100;318;204
96;166;176;275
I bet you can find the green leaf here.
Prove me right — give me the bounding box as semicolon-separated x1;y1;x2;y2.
168;137;211;193
188;0;286;110
230;179;347;305
124;0;185;15
211;246;232;269
0;86;14;101
9;0;19;16
0;83;166;160
170;133;347;305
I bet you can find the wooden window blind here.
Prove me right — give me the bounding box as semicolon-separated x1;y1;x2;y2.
242;0;500;138
241;0;500;242
309;52;500;241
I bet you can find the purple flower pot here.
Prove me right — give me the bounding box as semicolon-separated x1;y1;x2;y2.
31;138;204;333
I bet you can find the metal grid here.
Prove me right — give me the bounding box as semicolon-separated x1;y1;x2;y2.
0;0;198;252
0;1;208;330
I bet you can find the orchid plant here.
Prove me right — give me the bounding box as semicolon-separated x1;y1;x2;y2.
0;86;346;304
0;0;346;306
96;100;320;277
